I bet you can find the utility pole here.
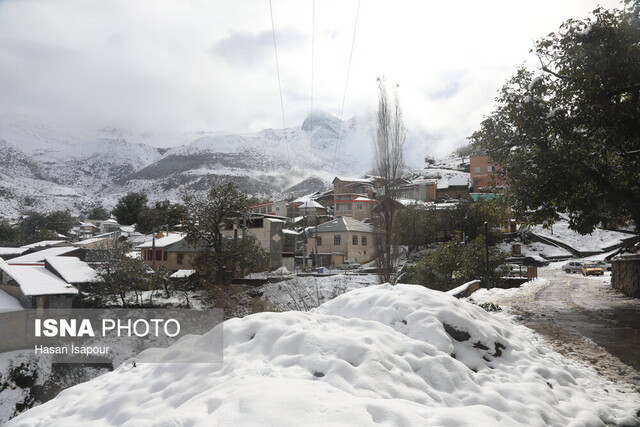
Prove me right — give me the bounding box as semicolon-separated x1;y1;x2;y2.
484;221;490;286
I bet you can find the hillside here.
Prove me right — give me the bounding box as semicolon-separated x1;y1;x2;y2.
0;112;371;218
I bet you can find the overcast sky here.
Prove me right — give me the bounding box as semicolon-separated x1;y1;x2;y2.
0;0;621;158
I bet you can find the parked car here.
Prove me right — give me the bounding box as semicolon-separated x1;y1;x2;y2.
338;260;361;270
522;256;550;267
590;260;612;272
561;261;583;273
495;263;525;277
581;262;604;276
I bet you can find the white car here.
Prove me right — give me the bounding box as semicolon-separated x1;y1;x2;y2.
338;260;361;270
561;261;583;273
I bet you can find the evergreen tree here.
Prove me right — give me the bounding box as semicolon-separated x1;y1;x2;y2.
112;193;148;226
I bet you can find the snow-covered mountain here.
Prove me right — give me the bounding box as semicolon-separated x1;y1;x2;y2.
0;112;372;218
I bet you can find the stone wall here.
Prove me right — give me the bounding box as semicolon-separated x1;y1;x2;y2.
611;256;640;298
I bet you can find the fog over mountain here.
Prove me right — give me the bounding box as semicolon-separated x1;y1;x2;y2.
0;111;373;218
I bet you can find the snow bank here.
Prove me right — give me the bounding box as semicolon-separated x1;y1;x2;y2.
0;290;22;313
7;284;639;426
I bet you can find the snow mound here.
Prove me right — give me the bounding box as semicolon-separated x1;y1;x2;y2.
8;284;639;426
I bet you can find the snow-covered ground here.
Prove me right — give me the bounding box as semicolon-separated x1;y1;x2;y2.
0;290;23;313
261;274;378;311
7;283;639;426
529;220;633;252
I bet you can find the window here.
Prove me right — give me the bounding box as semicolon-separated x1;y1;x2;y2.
356;203;363;210
163;252;167;261
317;236;322;246
474;167;482;173
488;166;495;172
177;253;184;265
361;236;367;246
155;250;162;261
338;204;350;212
352;235;358;245
334;235;341;245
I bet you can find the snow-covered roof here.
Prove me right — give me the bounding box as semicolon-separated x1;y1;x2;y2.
79;222;98;228
20;240;67;249
352;196;375;202
74;235;116;247
291;192;320;204
298;200;324;209
0;289;23;313
266;218;287;224
282;229;300;235
316;217;373;233
170;269;196;279
8;247;80;265
119;225;136;233
397;198;431;207
0;247;29;257
45;257;99;284
437;174;470;189
138;233;186;248
0;264;78;296
334;176;373;184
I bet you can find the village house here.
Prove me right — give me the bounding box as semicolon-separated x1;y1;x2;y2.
249;200;288;217
0;247;29;261
0;262;79;309
397;179;438;202
307;216;376;267
7;246;86;265
332;177;380;221
139;233;199;271
436;175;471;200
70;222;99;240
223;213;287;270
43;256;100;291
469;154;503;193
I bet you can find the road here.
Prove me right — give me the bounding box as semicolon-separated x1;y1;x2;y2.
490;265;640;391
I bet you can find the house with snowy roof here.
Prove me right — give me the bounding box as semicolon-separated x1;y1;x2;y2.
44;256;100;291
0;247;29;261
0;262;79;309
138;233;200;271
7;246;86;265
249;200;289;217
306;216;377;267
70;222;99;240
397;179;438;202
331;177;380;221
18;240;69;252
436;174;471;200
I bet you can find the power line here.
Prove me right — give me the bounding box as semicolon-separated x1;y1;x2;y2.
268;0;291;166
309;0;315;156
331;0;361;174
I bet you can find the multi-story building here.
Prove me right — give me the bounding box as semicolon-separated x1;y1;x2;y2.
470;154;502;193
307;216;376;267
332;177;378;221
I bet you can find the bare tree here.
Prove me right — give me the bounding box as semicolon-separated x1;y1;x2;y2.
372;78;406;284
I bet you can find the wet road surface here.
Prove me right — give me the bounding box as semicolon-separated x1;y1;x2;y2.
491;266;640;390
